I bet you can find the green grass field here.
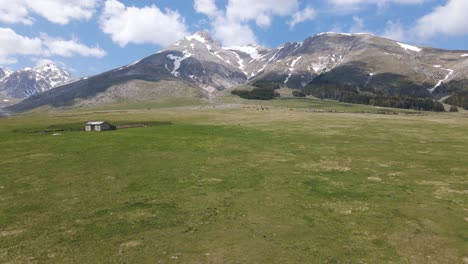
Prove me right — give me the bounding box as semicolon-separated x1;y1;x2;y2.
1;97;467;263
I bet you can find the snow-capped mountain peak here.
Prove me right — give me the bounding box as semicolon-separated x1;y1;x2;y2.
34;63;71;87
0;63;72;98
186;31;221;47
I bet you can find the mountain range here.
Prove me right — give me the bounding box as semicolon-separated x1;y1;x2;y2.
5;31;468;112
0;64;72;99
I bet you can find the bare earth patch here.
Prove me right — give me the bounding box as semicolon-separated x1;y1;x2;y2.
0;230;23;237
367;177;382;182
298;159;351;172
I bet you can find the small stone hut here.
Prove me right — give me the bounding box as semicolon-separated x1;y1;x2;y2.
85;121;115;132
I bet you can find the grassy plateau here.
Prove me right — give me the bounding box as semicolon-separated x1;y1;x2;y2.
0;97;467;263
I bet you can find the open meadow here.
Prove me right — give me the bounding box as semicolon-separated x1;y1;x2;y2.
0;97;467;263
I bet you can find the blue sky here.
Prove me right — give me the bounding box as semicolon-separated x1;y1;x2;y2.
0;0;467;77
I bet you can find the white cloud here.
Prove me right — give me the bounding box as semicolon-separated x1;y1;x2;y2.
414;0;468;39
0;0;32;25
327;0;428;13
213;17;257;46
34;58;56;67
288;6;317;28
99;0;188;47
325;16;374;35
42;35;106;58
328;0;427;6
0;28;42;64
256;14;272;28
225;0;299;27
194;0;220;17
383;20;406;41
349;16;366;33
194;0;257;46
25;0;100;25
0;27;106;65
0;0;100;25
194;0;311;46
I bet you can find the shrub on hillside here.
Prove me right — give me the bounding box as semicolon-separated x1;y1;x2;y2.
449;106;459;112
303;83;445;112
251;80;281;90
232;87;279;100
292;90;306;97
445;91;468;110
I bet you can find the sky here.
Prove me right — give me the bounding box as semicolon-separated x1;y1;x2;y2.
0;0;467;77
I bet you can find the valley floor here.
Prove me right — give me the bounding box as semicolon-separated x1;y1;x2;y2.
0;98;467;263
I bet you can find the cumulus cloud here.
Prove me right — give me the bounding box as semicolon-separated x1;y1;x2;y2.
226;0;299;27
0;27;106;65
0;1;32;25
194;0;255;45
41;35;106;58
0;0;100;25
194;0;220;17
327;0;428;13
374;0;468;42
383;20;406;41
213;18;258;46
414;0;468;39
194;0;315;46
0;28;42;64
288;6;317;29
328;0;427;6
99;0;188;47
349;16;366;33
34;58;56;67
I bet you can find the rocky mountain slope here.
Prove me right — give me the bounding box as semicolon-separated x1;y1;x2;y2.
0;68;12;81
7;31;468;112
0;64;72;99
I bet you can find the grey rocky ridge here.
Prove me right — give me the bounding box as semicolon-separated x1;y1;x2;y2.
0;63;72;99
7;31;468;112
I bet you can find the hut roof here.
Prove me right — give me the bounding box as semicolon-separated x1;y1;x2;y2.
86;121;107;125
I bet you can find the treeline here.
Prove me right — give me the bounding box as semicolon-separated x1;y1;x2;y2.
445;91;468;110
231;81;280;100
304;83;445;112
251;80;281;90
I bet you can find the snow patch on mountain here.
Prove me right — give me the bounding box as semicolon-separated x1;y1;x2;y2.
364;72;375;87
462;54;468;57
397;42;422;52
231;51;246;75
0;69;12;82
126;59;141;68
430;67;454;93
212;51;233;66
308;55;341;74
167;51;192;77
225;45;262;60
269;46;285;63
284;56;302;84
290;56;302;68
